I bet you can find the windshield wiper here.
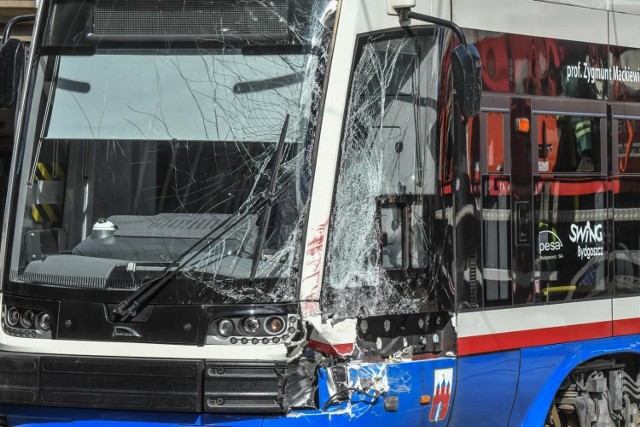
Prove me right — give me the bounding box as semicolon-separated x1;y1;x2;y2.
249;115;290;282
112;114;290;321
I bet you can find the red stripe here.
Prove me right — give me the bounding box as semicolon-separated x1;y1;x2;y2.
613;318;640;336
479;177;640;198
457;321;611;356
486;177;612;197
538;180;607;196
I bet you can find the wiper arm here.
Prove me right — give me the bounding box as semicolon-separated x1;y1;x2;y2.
112;203;264;320
249;114;290;282
113;114;291;321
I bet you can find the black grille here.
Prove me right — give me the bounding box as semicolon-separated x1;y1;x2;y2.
40;356;204;412
93;0;290;36
204;361;288;413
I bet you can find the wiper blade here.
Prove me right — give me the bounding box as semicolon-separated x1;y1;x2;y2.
249;114;290;282
112;208;262;320
113;114;290;321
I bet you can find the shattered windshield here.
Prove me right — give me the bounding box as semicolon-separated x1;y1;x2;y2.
8;0;336;302
323;30;455;318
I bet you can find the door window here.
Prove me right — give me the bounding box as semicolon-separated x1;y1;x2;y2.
536;115;602;173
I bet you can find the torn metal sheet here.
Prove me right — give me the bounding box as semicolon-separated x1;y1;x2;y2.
307;316;357;358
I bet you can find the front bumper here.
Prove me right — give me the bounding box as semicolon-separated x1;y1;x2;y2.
0;352;292;413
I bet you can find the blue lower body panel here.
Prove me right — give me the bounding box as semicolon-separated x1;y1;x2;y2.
512;335;640;427
1;358;455;427
447;350;520;427
448;334;640;426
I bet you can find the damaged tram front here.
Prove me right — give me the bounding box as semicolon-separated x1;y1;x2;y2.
0;0;481;425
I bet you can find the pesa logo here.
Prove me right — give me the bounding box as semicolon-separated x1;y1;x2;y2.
538;230;563;253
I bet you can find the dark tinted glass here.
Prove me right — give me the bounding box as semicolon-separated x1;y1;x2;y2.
617;119;640;174
536;115;601;174
614;178;640;294
482;176;512;306
534;178;608;301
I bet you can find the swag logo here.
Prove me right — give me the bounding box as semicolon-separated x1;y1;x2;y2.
569;221;604;260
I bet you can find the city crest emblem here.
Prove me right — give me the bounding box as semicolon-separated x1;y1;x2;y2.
429;368;453;422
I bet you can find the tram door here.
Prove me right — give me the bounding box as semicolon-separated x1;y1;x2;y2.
479;95;534;307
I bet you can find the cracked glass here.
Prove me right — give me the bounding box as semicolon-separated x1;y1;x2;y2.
8;0;336;303
323;30;455;318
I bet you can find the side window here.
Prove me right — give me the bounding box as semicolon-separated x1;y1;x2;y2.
533;109;608;302
617;119;640;174
614;116;640;294
486;112;506;173
322;30;454;318
536;114;601;173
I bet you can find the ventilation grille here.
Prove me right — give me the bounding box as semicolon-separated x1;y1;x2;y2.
10;270;137;290
93;0;290;36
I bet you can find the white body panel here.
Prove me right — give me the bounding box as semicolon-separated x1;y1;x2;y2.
457;299;611;338
454;0;608;44
613;296;640;321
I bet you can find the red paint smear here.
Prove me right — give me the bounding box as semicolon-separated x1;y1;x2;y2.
303;222;327;281
306;223;327;257
308;339;354;358
457;321;612;356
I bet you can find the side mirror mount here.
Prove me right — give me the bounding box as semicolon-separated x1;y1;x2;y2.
452;43;482;119
0;39;26;109
395;9;482;119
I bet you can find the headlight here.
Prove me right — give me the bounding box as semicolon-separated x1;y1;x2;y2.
36;312;51;331
206;312;298;345
6;307;19;327
217;318;234;337
20;310;35;329
242;316;260;335
2;305;53;339
264;316;285;335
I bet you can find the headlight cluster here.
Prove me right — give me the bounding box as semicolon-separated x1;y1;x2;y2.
206;314;298;345
3;306;52;338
